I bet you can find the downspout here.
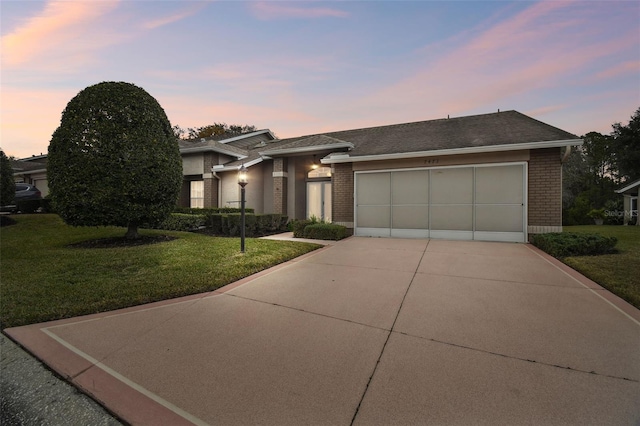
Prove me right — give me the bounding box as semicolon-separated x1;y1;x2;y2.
561;145;572;163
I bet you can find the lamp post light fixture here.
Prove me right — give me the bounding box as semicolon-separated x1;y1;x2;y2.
238;164;248;253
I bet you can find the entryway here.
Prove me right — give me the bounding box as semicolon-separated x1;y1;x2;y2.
307;181;331;222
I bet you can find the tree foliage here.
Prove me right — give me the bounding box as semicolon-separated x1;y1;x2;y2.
48;82;183;239
611;107;640;182
562;106;640;225
173;123;257;140
0;149;15;206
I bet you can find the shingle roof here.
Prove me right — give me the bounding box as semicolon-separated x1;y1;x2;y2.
277;110;579;158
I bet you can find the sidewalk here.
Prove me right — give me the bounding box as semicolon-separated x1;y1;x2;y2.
5;237;640;425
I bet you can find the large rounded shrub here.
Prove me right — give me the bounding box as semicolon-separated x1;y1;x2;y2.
48;82;182;238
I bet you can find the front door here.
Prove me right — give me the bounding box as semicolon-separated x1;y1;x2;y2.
307;181;332;222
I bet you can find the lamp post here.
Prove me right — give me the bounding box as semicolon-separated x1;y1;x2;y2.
238;164;248;253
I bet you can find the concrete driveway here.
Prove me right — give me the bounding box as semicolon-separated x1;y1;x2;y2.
6;237;640;425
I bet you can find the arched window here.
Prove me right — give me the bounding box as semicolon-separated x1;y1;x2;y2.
308;166;331;179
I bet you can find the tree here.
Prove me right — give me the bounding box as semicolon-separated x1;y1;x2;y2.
48;82;183;239
0;149;15;207
611;107;640;182
186;123;257;140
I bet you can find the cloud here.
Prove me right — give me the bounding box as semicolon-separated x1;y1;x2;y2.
1;0;121;68
249;1;349;20
593;61;640;81
363;1;638;123
142;2;210;30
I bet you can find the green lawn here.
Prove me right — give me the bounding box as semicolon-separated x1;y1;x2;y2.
0;214;321;328
563;225;640;309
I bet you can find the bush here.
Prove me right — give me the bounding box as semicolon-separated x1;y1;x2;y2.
154;213;207;231
303;223;347;240
530;232;617;258
174;207;255;214
205;213;287;237
291;219;313;238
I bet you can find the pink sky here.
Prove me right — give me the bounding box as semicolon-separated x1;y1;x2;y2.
1;1;638;158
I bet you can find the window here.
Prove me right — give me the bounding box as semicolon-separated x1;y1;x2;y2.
190;181;204;208
308;166;331;179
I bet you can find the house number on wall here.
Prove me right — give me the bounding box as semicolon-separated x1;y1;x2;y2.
424;158;440;165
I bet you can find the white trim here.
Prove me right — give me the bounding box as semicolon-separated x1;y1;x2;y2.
212;157;264;172
259;142;353;157
272;171;288;178
324;139;582;164
179;146;247;159
615;179;640;194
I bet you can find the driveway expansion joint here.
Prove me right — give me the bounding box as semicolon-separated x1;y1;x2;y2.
395;331;640;383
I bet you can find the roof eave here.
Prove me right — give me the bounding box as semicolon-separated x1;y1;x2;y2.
180;146;247;160
322;139;583;164
212;157;265;172
615;178;640;194
259;142;354;157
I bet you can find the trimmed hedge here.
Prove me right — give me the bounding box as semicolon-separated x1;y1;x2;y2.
303;223;347;241
174;207;255;215
155;213;207;231
530;232;617;258
291;219;313;238
154;212;286;236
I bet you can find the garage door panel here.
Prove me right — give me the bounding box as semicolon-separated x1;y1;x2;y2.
475;205;524;232
357;173;390;205
430;205;473;231
392;170;429;204
431;168;473;204
476;165;523;204
355;164;525;242
357;205;391;228
392;205;429;229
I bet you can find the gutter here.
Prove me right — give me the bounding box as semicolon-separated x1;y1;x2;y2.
322;139;583;164
259;142;354;157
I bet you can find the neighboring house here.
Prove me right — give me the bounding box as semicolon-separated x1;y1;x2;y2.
183;110;581;243
13;110;582;243
615;179;640;225
11;155;49;197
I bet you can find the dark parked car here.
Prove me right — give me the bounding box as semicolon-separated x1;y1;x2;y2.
15;183;42;202
0;184;42;213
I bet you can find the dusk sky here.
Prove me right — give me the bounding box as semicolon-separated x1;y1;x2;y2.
1;0;639;159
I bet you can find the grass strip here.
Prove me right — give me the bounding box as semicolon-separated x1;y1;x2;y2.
1;215;321;328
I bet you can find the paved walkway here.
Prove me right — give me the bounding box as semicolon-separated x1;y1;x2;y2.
5;237;640;425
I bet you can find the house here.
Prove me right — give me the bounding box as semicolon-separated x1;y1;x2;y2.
11;155;49;196
12;110;581;242
181;110;582;242
615;179;640;225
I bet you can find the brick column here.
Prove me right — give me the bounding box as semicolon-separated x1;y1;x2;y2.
273;157;288;215
528;148;562;234
332;163;354;228
203;152;219;208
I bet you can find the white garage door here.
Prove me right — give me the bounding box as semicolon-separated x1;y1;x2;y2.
355;163;526;242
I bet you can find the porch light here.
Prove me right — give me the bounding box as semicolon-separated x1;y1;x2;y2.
311;155;319;170
238;165;248;253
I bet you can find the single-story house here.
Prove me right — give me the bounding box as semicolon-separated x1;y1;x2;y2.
615;179;640;225
179;110;582;242
11;155;49;196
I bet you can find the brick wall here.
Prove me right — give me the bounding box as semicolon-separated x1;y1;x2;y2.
528;148;562;229
273;157;288;214
332;163;354;226
203;153;219;208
